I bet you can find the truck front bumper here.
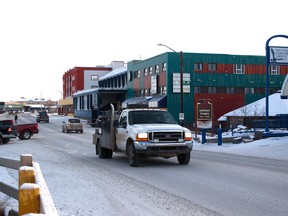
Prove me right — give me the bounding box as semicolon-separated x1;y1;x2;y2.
134;141;193;156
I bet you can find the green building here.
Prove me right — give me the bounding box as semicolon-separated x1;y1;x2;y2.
127;52;287;129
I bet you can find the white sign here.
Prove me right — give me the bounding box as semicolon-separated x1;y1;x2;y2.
269;46;288;64
197;120;212;129
172;73;190;93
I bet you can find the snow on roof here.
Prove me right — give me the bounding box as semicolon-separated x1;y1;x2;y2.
99;67;127;81
73;88;98;96
223;92;288;117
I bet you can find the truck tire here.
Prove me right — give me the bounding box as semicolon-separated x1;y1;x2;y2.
20;130;32;140
97;141;106;158
177;153;191;165
106;149;113;159
2;138;10;144
127;142;140;167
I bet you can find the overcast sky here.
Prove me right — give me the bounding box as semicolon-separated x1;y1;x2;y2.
1;0;288;102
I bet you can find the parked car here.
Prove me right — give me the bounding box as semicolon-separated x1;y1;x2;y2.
8;110;16;115
36;111;49;123
62;118;83;133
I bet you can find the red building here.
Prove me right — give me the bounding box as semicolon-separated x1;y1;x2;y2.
59;61;125;115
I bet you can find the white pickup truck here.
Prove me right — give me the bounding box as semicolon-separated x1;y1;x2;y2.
92;104;193;167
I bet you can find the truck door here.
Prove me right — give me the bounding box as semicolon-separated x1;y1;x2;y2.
116;111;128;151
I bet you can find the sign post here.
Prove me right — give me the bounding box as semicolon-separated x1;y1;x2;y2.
265;35;288;133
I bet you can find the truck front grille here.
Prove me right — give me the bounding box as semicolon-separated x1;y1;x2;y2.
148;131;184;143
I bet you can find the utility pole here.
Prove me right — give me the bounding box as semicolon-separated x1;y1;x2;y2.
158;43;184;126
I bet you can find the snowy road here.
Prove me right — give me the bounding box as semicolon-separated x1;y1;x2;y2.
1;113;288;216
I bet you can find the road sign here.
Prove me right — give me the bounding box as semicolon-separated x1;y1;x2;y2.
269;46;288;65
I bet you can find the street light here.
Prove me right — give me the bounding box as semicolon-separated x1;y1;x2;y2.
55;90;63;100
158;43;184;126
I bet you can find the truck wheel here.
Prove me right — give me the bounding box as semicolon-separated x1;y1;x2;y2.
106;149;113;159
97;141;105;158
22;130;32;140
127;142;140;167
2;138;10;144
177;153;191;165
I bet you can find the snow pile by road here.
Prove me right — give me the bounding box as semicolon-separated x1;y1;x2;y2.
193;135;288;161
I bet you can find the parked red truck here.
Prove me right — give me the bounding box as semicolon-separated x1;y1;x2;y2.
17;122;39;140
0;120;39;144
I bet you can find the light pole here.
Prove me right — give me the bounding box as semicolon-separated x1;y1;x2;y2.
56;90;63;100
158;43;184;125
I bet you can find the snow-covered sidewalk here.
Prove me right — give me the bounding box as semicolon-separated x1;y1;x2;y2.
193;135;288;161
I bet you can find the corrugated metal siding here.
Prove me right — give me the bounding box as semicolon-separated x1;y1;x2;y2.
245;94;265;105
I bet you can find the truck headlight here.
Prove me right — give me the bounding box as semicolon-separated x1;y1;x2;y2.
136;132;148;141
184;132;192;141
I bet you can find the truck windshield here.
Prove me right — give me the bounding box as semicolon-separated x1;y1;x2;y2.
129;110;177;125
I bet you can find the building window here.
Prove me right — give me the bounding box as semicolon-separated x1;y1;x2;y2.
159;86;166;94
149;66;153;75
245;87;255;94
226;87;235;94
128;71;133;81
235;87;245;94
194;63;203;71
91;85;98;89
208;63;217;71
91;75;98;81
217;87;226;94
144;68;148;76
269;65;279;75
208;87;216;93
162;62;167;71
195;86;208;93
234;64;245;74
155;65;159;73
134;70;141;78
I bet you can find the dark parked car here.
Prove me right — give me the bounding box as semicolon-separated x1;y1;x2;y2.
36;111;49;123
